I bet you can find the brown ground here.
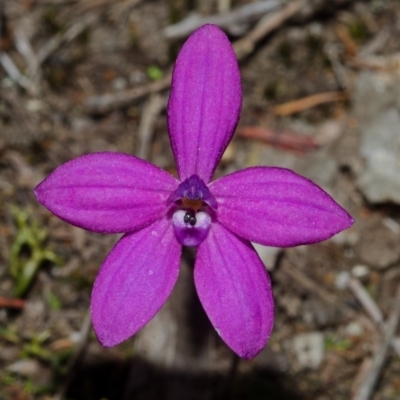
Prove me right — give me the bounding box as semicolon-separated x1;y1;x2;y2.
1;1;400;399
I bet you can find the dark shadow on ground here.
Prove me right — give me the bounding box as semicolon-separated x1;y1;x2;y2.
67;354;305;400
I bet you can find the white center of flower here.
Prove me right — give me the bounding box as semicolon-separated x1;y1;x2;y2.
172;210;211;247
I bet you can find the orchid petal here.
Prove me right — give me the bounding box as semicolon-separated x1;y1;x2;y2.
91;218;181;347
195;222;274;359
167;24;241;183
210;167;354;247
34;152;178;233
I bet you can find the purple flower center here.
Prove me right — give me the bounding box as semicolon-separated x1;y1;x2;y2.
167;174;217;246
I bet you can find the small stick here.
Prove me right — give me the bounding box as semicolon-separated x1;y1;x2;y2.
236;126;320;153
112;0;145;19
281;265;378;333
393;337;400;355
74;0;119;13
86;0;337;115
281;264;353;315
218;0;232;13
14;25;39;71
85;1;303;114
38;0;78;4
136;93;167;160
352;286;400;400
348;277;400;356
233;0;306;60
348;278;384;328
335;24;358;57
0;297;26;309
53;310;92;400
163;0;283;39
351;358;372;396
85;74;171;113
272;91;348;116
358;28;390;58
27;14;97;81
324;43;350;90
13;25;41;90
0;52;36;94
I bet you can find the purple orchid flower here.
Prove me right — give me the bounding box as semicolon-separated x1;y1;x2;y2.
34;25;353;359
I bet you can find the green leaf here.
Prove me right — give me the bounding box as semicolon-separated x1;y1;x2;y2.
45;289;62;311
9;206;63;297
147;65;163;81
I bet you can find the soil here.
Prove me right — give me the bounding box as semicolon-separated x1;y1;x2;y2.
1;1;400;399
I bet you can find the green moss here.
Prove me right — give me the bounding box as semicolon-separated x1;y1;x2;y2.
9;206;63;297
348;19;370;42
325;334;352;351
147;65;164;81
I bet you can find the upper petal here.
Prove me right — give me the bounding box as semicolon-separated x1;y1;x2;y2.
167;24;241;183
210;167;354;247
91;218;181;347
34;152;178;233
195;222;274;359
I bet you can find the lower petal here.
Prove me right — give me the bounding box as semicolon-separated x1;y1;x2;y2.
194;222;274;359
91;218;181;347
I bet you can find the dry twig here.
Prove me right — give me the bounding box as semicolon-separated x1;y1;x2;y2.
281;264;351;313
112;0;145;19
324;43;350;89
348;277;400;357
218;0;232;13
0;52;36;94
136;94;167;160
85;74;171;113
76;0;122;13
163;0;283;39
27;14;97;81
272;91;348;116
281;265;379;333
53;310;92;400
233;0;306;60
1;12;96;94
352;286;400;400
348;278;384;328
0;297;26;309
85;0;305;114
335;24;357;57
14;25;38;73
358;28;391;58
236;126;319;153
13;25;42;92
